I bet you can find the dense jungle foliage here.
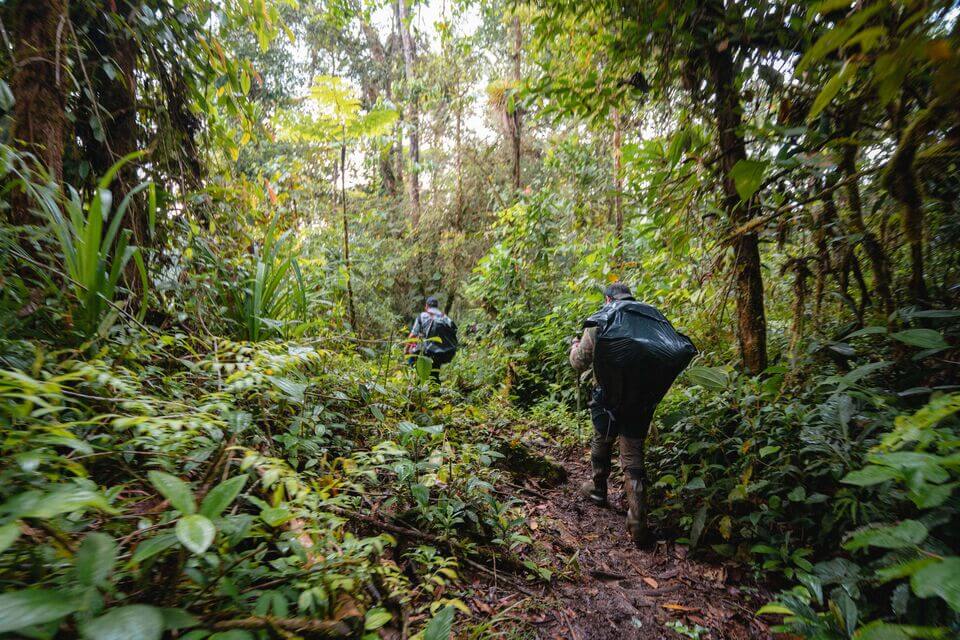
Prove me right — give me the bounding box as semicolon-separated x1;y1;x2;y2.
1;0;958;638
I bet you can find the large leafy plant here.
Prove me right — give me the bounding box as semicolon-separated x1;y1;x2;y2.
222;214;307;341
33;152;150;338
764;393;960;639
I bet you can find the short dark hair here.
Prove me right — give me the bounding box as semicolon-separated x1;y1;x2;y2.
603;282;632;300
425;296;440;308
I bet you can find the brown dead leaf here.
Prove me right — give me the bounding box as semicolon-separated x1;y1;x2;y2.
642;577;659;589
333;594;363;621
703;565;727;584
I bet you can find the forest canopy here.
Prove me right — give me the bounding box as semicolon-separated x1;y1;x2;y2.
1;0;958;638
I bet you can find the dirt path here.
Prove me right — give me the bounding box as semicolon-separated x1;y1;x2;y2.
468;449;774;639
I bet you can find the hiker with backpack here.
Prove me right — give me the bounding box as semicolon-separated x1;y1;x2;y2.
569;282;696;546
406;296;459;381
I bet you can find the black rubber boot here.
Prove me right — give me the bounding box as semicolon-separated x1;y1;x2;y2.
579;479;608;506
625;476;650;547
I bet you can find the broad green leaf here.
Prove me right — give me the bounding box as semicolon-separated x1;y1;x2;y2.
176;514;216;554
808;61;859;121
729;159;767;201
81;605;164;640
147;471;196;514
76;532;118;587
269;376;307;403
910;557;960;612
0;522;21;553
844;520;927;551
890;329;948;349
842;465;900;486
798;572;824;605
908;309;960;319
364;607;392;631
0;590;81;633
260;506;293;527
9;485;114;519
423;605;455;640
809;0;851;17
689;505;707;548
841;361;891;384
844;326;887;339
160;608;200;631
835;591;858;635
909;482;955;509
756;603;794;616
854;620;952;639
875;557;937;583
200;476;247;519
415;355;434;383
685;366;729;390
0;79;14;111
797;3;884;73
129;533;178;566
411;482;430;506
845;26;886;54
750;544;780;556
868;452;948;484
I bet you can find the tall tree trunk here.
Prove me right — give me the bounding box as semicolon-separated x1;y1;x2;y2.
360;21;398;197
850;248;870;325
612;108;623;259
811;190;838;324
397;0;420;225
707;46;767;374
340;136;356;331
91;5;147;248
455;96;464;228
884;103;940;305
510;16;522;192
786;258;811;358
838;128;894;318
8;0;69;225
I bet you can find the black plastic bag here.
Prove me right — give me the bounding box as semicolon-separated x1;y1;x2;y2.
420;315;458;365
584;300;696;433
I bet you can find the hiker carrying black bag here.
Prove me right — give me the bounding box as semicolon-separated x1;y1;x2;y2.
406;296;458;382
569;282;697;546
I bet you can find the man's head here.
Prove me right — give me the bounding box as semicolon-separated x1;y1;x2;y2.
425;296;440;310
603;282;633;303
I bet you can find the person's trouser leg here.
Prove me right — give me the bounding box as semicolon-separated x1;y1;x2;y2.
581;401;616;505
588;429;616;501
620;434;649;545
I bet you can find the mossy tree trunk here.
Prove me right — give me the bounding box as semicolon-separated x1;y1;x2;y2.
707;45;768;375
8;0;69;225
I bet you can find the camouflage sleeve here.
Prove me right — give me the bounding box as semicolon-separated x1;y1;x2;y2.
410;313;424;336
569;327;596;372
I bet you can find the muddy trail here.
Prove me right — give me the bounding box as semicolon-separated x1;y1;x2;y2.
465;446;775;639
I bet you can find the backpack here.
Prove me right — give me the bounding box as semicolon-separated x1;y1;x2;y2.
584;300;697;426
421;313;459;365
